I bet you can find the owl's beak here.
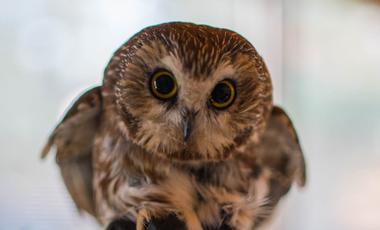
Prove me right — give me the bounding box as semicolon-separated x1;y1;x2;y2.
183;110;195;142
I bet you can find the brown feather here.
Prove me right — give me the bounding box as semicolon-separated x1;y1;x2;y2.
255;106;306;213
42;87;102;216
60;154;95;216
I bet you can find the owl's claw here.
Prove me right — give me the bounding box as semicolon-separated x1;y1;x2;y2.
146;214;187;230
105;214;187;230
106;219;136;230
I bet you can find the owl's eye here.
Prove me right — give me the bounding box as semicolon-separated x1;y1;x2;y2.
209;80;235;108
150;71;177;99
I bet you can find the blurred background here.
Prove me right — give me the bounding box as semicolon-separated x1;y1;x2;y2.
1;0;380;229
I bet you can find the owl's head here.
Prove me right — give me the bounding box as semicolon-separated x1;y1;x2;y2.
105;22;272;162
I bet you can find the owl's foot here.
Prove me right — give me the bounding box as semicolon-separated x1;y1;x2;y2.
146;214;187;230
106;219;136;230
105;214;186;230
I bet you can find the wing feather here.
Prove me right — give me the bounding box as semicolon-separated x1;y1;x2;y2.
256;106;306;208
41;87;102;216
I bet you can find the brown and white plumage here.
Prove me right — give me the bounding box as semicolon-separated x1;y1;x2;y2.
42;22;306;230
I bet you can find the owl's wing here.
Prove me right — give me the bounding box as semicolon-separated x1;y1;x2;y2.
41;87;102;216
256;106;306;207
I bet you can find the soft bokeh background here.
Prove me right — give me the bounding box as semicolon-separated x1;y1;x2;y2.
1;0;379;229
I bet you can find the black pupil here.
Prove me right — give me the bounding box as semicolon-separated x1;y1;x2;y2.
212;83;231;104
154;74;174;95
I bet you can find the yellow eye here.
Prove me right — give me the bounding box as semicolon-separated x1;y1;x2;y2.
209;80;235;108
150;71;177;99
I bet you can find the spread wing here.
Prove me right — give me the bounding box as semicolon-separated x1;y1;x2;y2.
41;87;102;216
256;106;306;209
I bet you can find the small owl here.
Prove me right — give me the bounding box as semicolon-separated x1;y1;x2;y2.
42;22;306;230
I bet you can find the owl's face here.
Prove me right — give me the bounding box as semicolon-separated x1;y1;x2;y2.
112;23;272;162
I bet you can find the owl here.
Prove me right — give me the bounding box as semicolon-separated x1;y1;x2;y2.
42;22;306;230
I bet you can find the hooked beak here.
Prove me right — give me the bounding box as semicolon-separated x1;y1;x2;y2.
183;110;195;142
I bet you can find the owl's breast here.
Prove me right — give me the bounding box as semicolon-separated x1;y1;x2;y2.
93;126;272;229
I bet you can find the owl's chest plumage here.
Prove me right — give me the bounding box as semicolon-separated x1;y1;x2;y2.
92;109;271;230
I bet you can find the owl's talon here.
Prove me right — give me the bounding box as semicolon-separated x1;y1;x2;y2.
146;214;187;230
106;219;136;230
